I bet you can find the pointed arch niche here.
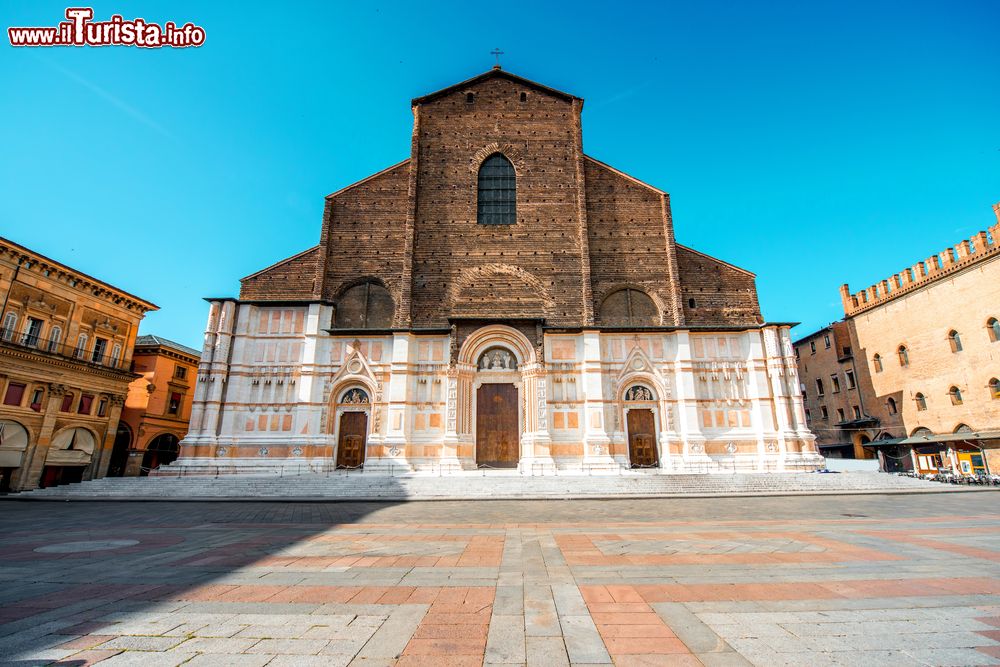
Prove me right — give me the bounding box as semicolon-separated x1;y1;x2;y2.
613;346;673;470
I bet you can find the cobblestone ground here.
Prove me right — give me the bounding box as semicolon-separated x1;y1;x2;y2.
0;493;999;666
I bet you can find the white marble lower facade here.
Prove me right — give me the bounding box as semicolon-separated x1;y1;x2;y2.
178;301;822;474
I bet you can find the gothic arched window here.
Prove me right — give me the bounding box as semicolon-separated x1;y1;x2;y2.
873;353;883;373
988;317;1000;342
915;392;927;411
948;330;962;353
334;281;394;329
897;345;909;367
477;154;516;225
599;288;659;326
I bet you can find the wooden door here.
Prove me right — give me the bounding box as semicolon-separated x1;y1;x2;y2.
336;412;368;468
476;383;519;468
627;409;659;468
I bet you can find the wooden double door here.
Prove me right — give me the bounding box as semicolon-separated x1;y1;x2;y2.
476;383;519;468
627;409;659;468
336;411;368;468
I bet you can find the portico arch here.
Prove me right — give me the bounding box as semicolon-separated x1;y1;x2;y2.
453;325;544;469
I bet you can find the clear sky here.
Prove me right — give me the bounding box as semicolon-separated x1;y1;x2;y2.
2;1;998;348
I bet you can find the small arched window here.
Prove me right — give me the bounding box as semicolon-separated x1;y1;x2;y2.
989;378;1000;399
988;318;1000;343
48;326;61;352
599;288;659;326
75;334;88;359
477;153;516;225
915;392;927;411
948;330;963;353
897;345;909;367
887;397;897;415
873;354;883;373
949;386;963;405
1;312;16;340
334;281;394;329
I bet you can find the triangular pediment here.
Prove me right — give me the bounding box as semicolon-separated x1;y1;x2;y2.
617;344;660;385
412;68;582;106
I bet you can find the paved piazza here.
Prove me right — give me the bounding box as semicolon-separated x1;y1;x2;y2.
0;494;999;666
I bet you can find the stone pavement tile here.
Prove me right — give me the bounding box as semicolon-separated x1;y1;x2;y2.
233;623;313;638
395;655;484;666
403;637;488;655
96;635;186;651
611;655;705;666
187;622;249;637
602;637;691;654
182;654;274;667
696;652;752;667
54;634;117;650
525;635;569;666
246;638;330;654
85;652;196;666
651;602;735;654
53;648;123;665
524;586;560;637
494;585;524;615
485;613;526;664
560;615;611;664
355;604;427;659
266;656;342;667
170;636;260;653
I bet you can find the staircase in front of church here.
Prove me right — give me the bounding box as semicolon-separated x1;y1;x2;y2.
11;470;965;500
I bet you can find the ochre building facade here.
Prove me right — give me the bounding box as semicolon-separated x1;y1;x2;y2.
796;203;1000;474
0;237;156;490
112;335;200;477
180;68;820;474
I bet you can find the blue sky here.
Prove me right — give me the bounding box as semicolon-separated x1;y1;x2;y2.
2;1;998;348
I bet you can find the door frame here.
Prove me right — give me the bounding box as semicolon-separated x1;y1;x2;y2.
472;374;523;467
622;404;663;468
335;410;369;468
330;384;373;464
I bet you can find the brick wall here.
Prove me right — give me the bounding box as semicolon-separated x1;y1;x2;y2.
240;246;320;301
675;246;761;325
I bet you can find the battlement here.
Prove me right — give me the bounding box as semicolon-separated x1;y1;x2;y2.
840;202;1000;317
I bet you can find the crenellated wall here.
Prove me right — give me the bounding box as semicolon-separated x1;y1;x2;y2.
841;203;1000;317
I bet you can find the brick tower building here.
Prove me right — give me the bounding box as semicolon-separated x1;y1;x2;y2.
180;68;820;474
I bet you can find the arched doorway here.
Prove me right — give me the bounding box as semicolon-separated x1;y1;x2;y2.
42;427;96;488
107;423;132;477
335;387;370;469
0;420;30;492
475;346;520;468
141;433;179;475
623;384;660;468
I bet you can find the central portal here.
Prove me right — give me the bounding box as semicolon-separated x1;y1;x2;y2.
476;383;519;468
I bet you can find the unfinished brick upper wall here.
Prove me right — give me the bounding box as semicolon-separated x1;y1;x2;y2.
675;245;762;325
584;158;681;326
239;69;765;331
318;161;411;307
239;246;320;301
409;74;588;327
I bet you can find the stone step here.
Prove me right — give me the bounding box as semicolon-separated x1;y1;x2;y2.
9;471;971;500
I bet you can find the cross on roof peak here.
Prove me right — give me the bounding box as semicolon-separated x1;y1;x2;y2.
490;48;504;69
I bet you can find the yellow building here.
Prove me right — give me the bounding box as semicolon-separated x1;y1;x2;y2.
0;237;156;490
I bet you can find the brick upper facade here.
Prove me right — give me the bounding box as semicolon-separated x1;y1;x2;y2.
239;68;762;330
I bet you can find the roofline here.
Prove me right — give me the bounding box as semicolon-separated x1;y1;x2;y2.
675;243;756;278
133;336;201;360
411;68;582;106
325;159;410;200
240;245;320;283
791;324;836;346
582;155;667;196
0;235;158;311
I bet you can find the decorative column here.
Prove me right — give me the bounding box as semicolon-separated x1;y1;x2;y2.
519;362;555;474
674;331;709;470
581;330;614;471
93;394;126;478
16;384;66;490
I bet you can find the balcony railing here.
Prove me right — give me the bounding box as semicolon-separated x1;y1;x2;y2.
0;327;128;370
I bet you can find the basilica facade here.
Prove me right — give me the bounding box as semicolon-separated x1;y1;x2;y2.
179;68;820;474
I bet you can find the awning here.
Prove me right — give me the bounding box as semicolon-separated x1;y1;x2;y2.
901;430;1000;446
861;437;907;448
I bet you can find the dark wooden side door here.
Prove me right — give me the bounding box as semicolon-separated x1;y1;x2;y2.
627;409;659;468
476;383;519;468
336;412;368;468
